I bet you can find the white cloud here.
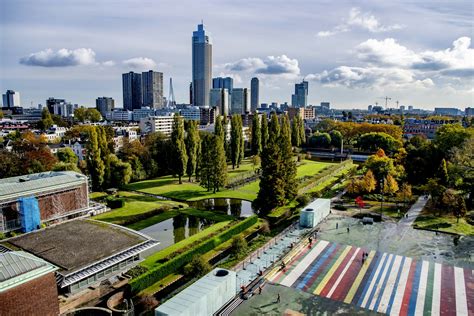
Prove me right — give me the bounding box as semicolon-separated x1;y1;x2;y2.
19;48;96;67
122;57;157;69
309;36;473;89
225;55;300;78
102;60;116;66
317;7;404;37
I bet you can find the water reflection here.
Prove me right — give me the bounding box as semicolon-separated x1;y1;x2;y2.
188;198;255;217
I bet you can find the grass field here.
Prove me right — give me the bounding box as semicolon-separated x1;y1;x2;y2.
126;159;333;202
414;208;474;236
92;191;185;225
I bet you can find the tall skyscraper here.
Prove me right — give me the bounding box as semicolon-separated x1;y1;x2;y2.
291;80;308;108
231;88;249;115
212;77;233;91
192;23;212;107
96;97;115;117
210;88;229;117
2;90;20;108
122;71;142;110
250;77;259;112
142;70;164;109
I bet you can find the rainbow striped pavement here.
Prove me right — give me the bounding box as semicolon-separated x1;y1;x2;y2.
266;239;474;315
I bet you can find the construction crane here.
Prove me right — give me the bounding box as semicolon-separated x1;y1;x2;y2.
379;96;391;108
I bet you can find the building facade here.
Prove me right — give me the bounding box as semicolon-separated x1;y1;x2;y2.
139;115;175;135
231;88;249;115
210;88;229;117
142;70;164;109
291;80;308;108
2;90;20;108
122;72;142;110
212;77;233;92
0;171;90;233
180;106;201;121
192;24;212;107
250;77;259;112
95;97;115;117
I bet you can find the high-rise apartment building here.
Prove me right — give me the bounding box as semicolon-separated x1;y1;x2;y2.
250;77;259;112
122;72;142;110
2;90;21;108
291;80;308;108
96;97;115;117
192;24;212;107
231;88;249;115
142;70;164;109
210;88;229;117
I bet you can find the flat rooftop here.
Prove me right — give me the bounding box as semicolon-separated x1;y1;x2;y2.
8;219;146;274
0;171;87;201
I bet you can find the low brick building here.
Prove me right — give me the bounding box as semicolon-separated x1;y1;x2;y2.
0;171;91;233
0;251;59;316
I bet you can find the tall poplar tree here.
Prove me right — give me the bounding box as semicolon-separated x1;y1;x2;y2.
211;133;228;193
214;116;225;140
299;117;306;145
291;116;301;147
230;115;242;169
186;120;200;181
280;114;297;200
251;115;262;155
261;115;269;150
87;127;105;190
171;115;188;184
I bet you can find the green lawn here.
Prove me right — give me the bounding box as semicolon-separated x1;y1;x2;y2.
296;160;335;178
92;191;186;225
126;160;334;202
228;158;257;179
414;211;474;236
140;220;232;269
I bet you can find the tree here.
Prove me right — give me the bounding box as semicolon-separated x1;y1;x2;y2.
365;150;396;182
383;174;399;195
214;115;225;140
291;116;301;147
437;158;449;185
449;136;474;208
261;114;269;150
454;197;467;223
184;256;211;277
360;170;377;193
299;116;306;145
422;178;446;210
171;115;188;184
199;133;227;192
87;128;105;190
329;130;342;149
0;110;3;119
57;147;78;164
251;155;261;173
280;114;297;201
251;115;262;155
230;235;248;257
230;115;243;169
105;154;132;187
38;108;54;130
185;120;200;181
347;178;362;195
87;108;102;122
310;132;331;148
358;132;402;154
396;183;412;205
434;124;473;157
52;161;81;173
254;113;286;214
74;107;87;123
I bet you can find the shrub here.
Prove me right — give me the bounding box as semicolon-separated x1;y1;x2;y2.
106;196;125;209
230;235;248;257
333;204;348;211
260;220;271;235
126;265;149;278
296;194;311;206
183;255;211;277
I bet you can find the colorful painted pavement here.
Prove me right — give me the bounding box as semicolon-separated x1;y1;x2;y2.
266;239;474;315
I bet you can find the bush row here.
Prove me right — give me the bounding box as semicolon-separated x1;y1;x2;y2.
106;196;125;209
299;160;353;194
129;215;258;294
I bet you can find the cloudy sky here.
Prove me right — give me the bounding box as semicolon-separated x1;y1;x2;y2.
1;0;473;109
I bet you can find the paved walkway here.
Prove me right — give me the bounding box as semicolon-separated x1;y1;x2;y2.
399;196;429;227
266;239;473;315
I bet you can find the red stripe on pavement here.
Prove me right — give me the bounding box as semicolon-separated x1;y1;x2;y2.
440;265;456;316
319;246;357;297
399;260;417;316
463;268;474;316
331;248;367;301
272;241;313;283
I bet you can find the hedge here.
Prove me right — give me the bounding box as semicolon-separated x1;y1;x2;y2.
129;215;258;294
106;197;125;209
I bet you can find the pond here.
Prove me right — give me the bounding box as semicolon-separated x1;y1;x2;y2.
317;214;474;268
188;198;255;218
139;214;214;257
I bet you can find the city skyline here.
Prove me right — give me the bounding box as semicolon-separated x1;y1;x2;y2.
1;0;473;109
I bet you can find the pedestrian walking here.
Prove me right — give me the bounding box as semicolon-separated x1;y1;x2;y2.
336;222;339;229
258;286;262;295
347;227;350;233
277;293;281;303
